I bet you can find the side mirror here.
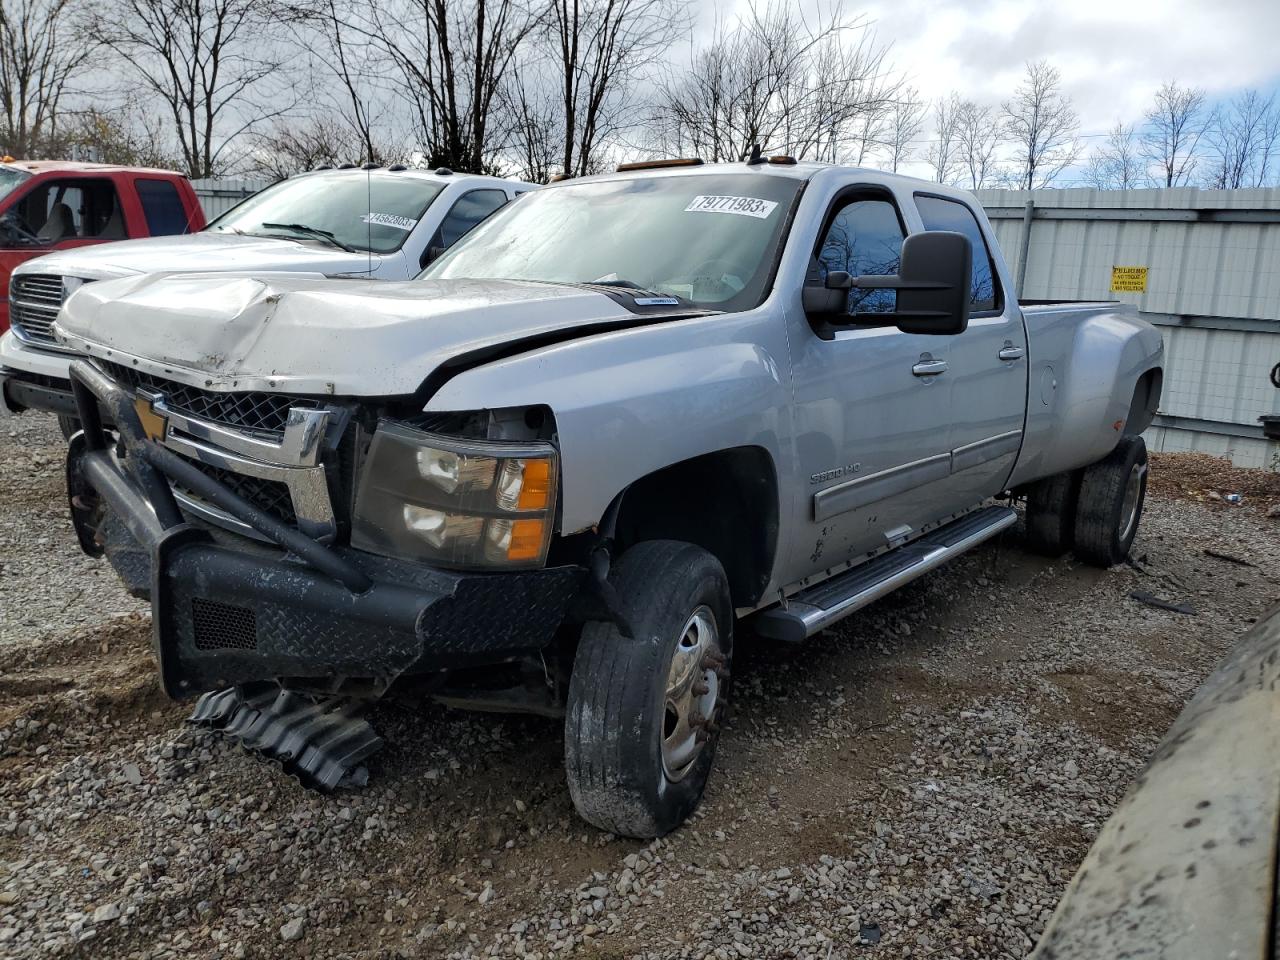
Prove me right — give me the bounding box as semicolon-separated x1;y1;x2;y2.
420;244;447;268
803;230;973;336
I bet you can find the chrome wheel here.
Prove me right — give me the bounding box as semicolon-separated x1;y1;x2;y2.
1119;461;1147;542
661;605;721;782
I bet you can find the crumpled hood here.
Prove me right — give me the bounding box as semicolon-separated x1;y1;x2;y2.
14;231;384;283
56;272;651;396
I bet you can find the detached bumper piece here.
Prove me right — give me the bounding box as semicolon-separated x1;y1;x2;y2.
189;684;382;791
65;360;584;701
0;366;76;417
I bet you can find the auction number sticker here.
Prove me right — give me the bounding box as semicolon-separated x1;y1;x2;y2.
361;212;418;231
684;195;778;219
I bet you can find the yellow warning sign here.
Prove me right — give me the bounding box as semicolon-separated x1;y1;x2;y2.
1110;266;1148;293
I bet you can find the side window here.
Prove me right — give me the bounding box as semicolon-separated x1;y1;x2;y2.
429;189;509;251
14;179;124;242
814;197;904;314
915;195;1001;313
136;179;192;235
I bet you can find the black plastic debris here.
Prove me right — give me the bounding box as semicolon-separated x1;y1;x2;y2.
1129;590;1197;616
859;922;882;944
189;683;383;791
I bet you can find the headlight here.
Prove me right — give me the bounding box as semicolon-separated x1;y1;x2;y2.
351;420;558;570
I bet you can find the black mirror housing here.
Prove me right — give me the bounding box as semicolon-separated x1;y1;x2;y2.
891;231;972;335
802;230;973;336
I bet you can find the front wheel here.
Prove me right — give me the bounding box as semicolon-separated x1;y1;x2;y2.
57;415;80;440
1073;435;1148;567
565;540;732;838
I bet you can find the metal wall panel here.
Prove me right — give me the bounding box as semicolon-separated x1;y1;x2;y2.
191;179;268;219
977;187;1280;470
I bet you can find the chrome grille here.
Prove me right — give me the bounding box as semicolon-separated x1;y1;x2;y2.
179;459;298;526
9;274;65;344
102;361;323;439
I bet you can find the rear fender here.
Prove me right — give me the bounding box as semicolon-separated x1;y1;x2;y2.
1010;309;1164;487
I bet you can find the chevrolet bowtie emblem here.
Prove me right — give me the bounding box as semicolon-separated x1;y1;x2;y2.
134;393;168;443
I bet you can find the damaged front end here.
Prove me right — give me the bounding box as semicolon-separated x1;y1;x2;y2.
65;359;586;772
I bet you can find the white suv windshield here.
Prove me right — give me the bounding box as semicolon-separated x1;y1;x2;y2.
209;172;446;253
423;173;802;311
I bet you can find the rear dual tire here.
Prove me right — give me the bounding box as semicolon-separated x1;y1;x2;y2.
1073;435;1148;567
1024;435;1148;568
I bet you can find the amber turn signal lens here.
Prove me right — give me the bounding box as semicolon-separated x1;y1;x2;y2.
506;519;548;562
517;459;553;511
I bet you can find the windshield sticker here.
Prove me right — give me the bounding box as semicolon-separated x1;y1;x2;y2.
634;296;681;306
684;195;778;219
361;212;418;231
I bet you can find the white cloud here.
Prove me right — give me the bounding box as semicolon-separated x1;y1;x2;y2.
700;0;1280;135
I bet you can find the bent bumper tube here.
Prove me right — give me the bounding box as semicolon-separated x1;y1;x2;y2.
67;359;586;699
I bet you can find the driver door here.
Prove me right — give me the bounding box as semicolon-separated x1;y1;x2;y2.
783;190;961;583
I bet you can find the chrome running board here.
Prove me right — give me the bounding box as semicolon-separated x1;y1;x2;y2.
754;505;1017;643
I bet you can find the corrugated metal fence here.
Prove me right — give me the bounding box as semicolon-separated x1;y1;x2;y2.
977;187;1280;470
191;179;267;218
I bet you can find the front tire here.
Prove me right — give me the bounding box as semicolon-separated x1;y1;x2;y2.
57;415;79;440
565;540;732;838
1073;435;1148;567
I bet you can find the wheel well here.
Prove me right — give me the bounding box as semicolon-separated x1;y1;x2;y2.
612;447;779;609
1127;368;1162;434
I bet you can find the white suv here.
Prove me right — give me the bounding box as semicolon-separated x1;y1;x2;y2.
0;165;533;430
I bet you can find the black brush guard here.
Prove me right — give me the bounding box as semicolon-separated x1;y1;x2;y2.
66;360;584;701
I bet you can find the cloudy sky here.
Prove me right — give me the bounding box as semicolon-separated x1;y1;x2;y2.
692;0;1280;179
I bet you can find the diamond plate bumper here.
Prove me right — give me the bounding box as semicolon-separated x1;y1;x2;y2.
66;359;586;700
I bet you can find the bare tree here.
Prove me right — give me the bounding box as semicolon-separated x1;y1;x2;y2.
544;0;683;178
653;1;897;164
882;87;924;173
1001;60;1079;189
59;95;179;168
955;99;1000;189
0;0;94;156
1141;81;1208;188
336;0;534;173
501;57;564;182
1203;89;1280;189
97;0;291;177
248;115;409;178
1083;122;1144;189
283;0;393;167
926;92;962;183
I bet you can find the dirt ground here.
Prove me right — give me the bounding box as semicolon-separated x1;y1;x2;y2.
2;415;1278;960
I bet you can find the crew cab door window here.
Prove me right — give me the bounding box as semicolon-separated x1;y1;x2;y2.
430;189;508;249
10;179;125;242
915;195;1001;313
814;198;905;314
136;178;193;235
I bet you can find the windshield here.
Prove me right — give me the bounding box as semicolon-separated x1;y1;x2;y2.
424;173;803;311
0;165;31;204
208;172;445;253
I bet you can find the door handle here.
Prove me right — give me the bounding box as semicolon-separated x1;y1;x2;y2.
912;359;949;377
998;344;1025;361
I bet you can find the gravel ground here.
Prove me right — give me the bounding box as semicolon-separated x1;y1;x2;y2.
2;413;1278;960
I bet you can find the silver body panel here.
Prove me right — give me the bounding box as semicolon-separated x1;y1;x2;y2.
54;162;1164;611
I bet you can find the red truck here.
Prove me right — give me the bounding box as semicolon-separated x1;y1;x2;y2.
0;159;205;331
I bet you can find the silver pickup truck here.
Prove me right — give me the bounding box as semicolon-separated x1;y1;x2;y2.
54;158;1163;837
